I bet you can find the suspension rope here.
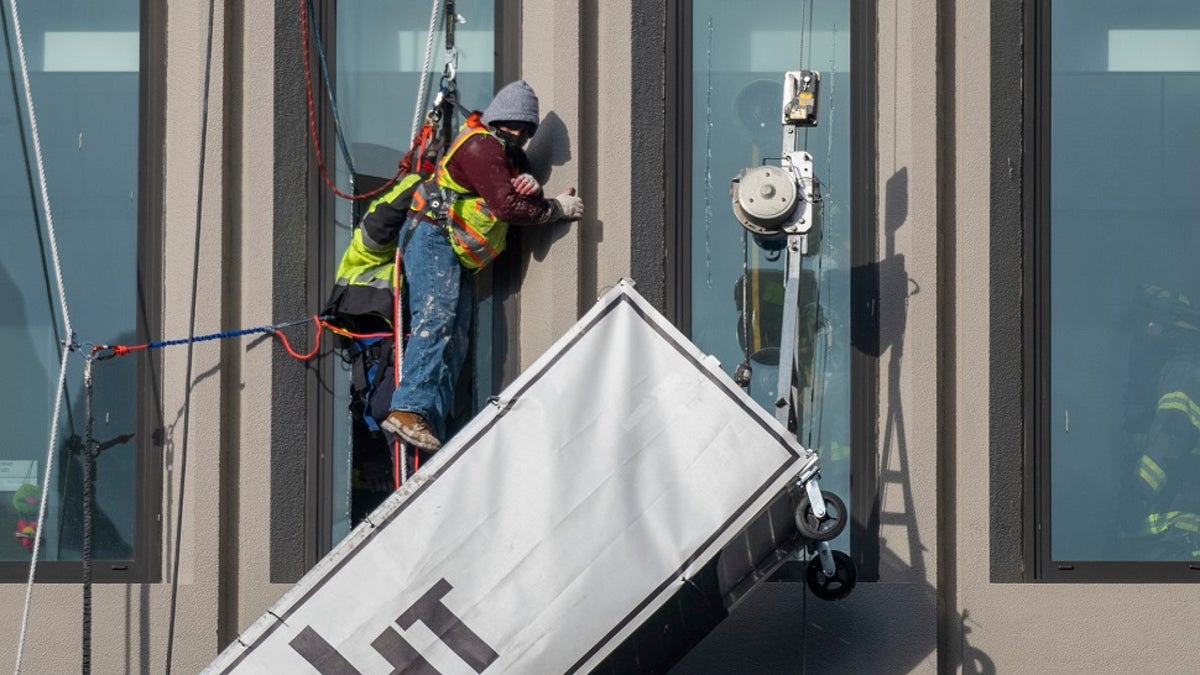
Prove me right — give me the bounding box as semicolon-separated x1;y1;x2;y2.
393;248;408;488
805;18;838;453
13;348;69;675
412;0;444;141
793;4;817;669
8;0;79;664
3;0;70;338
394;0;462;487
0;4;70;413
801;7;837;454
81;358;95;674
164;0;217;667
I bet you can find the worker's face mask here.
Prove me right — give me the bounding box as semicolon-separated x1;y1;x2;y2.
495;129;528;149
493;123;535;150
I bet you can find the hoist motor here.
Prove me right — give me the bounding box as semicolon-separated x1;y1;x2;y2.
730;151;818;252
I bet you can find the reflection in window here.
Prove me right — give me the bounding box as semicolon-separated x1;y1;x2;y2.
0;3;141;562
329;1;495;544
1049;1;1200;562
690;2;852;550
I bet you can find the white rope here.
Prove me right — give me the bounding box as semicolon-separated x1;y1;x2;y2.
401;0;446;488
8;0;77;669
14;348;71;675
6;0;70;337
393;251;409;486
410;0;443;141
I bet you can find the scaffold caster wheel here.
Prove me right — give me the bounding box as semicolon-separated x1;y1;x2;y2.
806;550;856;601
794;490;847;542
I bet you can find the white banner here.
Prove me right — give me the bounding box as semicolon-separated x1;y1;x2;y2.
207;280;814;675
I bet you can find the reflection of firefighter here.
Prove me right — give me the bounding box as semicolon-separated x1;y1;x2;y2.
1126;285;1200;559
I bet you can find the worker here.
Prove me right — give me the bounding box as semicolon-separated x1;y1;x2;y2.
380;80;584;451
1124;285;1200;559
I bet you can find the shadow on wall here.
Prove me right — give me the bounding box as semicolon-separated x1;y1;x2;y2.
668;543;995;674
525;110;572;185
873;167;926;581
522;111;577;264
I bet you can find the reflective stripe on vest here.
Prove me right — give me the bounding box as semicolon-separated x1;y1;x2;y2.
335;228;396;287
1158;390;1200;433
1138;454;1168;493
433;122;510;271
1145;511;1200;536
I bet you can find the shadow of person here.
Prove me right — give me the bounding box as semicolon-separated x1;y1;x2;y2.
525;110;572;185
522;111;577;263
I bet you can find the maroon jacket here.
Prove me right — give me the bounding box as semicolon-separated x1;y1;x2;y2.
443;132;557;225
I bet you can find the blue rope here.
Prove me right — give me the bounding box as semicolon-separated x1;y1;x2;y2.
141;316;315;350
142;325;274;350
90;316;320;359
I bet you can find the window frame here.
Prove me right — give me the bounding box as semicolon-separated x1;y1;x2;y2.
664;0;880;581
1021;0;1200;583
0;0;162;584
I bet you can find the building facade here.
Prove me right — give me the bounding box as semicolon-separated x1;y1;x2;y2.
1;0;1198;672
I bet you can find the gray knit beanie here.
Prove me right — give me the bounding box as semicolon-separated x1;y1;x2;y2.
482;80;540;128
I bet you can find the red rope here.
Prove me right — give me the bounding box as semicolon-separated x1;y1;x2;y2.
300;0;403;201
103;344;146;358
389;250;422;476
319;321;392;341
274;316;324;360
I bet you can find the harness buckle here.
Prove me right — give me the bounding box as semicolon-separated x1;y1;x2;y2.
417;180;455;223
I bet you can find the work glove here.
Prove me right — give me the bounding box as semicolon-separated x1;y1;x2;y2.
511;173;541;196
551;187;584;221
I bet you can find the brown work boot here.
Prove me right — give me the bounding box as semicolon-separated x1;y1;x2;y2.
381;410;442;451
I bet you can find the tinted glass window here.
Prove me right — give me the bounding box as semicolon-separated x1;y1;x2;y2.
690;1;852;549
0;2;141;563
1049;0;1200;562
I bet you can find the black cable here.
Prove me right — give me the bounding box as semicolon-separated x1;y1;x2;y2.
801;546;809;675
164;0;217;669
739;230;752;391
81;360;95;674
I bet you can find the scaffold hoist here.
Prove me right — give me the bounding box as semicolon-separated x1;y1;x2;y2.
730;69;857;600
